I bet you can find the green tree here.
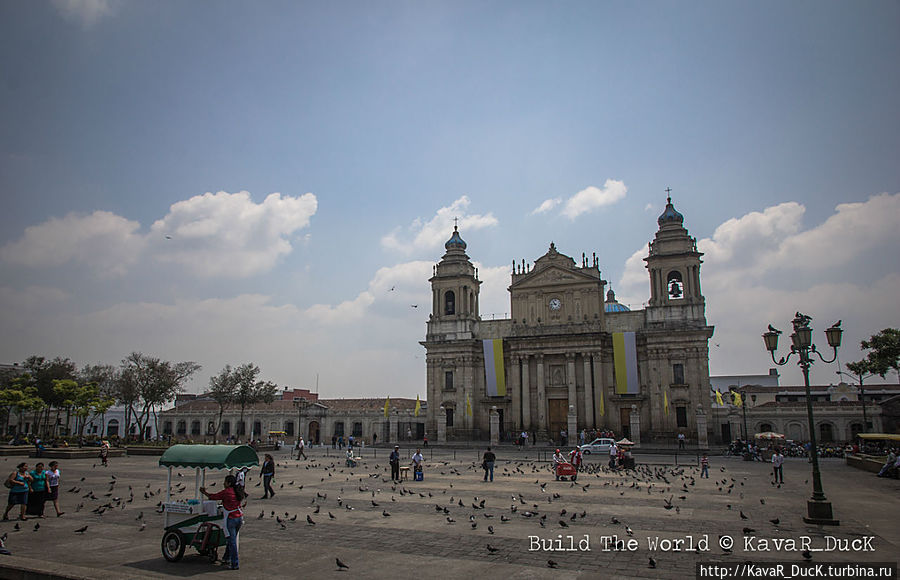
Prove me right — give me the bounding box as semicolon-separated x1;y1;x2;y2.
208;365;237;441
22;356;76;436
858;328;900;381
230;363;278;441
120;353;201;441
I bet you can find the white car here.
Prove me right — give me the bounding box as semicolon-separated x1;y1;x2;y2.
580;438;615;454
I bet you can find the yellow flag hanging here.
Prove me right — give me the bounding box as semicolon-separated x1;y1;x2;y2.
598;387;605;416
466;393;473;417
715;389;724;406
414;395;421;417
732;391;743;407
664;389;670;416
384;396;390;417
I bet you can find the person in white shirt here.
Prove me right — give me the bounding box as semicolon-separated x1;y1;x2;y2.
552;449;565;481
296;437;307;460
411;449;424;473
772;449;784;483
608;443;618;470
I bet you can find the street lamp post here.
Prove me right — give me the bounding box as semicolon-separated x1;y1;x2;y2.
293;398;311;445
835;370;871;433
762;313;843;526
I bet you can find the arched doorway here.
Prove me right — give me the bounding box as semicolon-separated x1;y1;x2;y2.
106;419;119;437
819;423;833;442
308;421;320;445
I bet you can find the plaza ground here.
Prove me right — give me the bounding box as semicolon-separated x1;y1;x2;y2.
1;446;897;579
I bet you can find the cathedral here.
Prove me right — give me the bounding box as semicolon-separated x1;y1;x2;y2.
422;197;715;447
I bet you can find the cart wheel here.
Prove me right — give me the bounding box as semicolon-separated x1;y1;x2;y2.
207;546;218;563
161;530;186;562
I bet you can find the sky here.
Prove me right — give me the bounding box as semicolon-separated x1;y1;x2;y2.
1;1;899;399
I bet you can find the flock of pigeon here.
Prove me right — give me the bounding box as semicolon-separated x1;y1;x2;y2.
0;453;815;573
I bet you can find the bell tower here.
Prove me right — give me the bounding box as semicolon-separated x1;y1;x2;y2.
644;193;706;325
426;225;481;339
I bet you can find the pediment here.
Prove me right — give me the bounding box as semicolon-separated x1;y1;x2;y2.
510;264;598;290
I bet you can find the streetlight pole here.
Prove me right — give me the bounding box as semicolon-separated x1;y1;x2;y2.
836;370;871;433
763;313;843;526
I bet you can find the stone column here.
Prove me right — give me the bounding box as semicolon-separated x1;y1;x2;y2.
592;353;605;426
536;355;547;437
582;354;594;429
695;406;708;449
567;405;577;447
728;411;742;442
509;356;520;432
521;356;531;431
629;405;641;447
389;411;398;443
566;353;577;429
489;407;500;446
437;407;447;443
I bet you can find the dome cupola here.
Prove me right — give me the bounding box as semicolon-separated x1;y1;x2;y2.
657;195;684;226
444;225;467;251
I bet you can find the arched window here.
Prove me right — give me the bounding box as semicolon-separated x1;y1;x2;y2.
352;422;363;437
221;421;231;436
819;423;833;442
667;270;684;299
176;421;186;435
107;419;120;437
850;423;863;438
191;420;201;435
163;421;173;435
252;421;262;438
759;423;773;433
333;422;345;437
444;290;455;315
285;421;294;436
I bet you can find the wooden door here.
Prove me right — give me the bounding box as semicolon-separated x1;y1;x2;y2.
619;407;631;439
549;399;568;444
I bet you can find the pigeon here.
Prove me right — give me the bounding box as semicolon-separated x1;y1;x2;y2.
446;517;456;524
740;511;749;520
770;518;780;526
329;512;336;519
547;560;559;569
13;524;19;531
306;515;316;525
488;525;494;535
743;527;756;535
486;544;499;553
382;510;391;517
649;557;657;569
558;520;568;528
336;557;350;570
802;549;812;562
33;523;40;531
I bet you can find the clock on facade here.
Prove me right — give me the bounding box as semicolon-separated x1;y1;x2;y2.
549;298;562;311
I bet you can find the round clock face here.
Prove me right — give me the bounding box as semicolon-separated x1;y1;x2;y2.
549;298;562;311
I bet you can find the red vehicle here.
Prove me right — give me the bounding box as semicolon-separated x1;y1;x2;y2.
555;462;577;478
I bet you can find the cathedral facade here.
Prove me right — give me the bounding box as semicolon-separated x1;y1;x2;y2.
422;197;715;446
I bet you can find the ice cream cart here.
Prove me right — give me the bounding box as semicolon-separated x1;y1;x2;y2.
158;445;259;563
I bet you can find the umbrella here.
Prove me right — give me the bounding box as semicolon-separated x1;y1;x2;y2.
754;432;785;440
616;438;634;446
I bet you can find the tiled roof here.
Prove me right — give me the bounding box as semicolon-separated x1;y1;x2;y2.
166;398;420;414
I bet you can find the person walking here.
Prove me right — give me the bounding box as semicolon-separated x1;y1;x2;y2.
700;453;710;478
678;433;686;450
46;461;64;517
389;446;401;482
423;433;428;447
772;449;785;483
482;447;496;482
608;442;618;470
99;440;110;467
552;449;565;481
296;437;307;460
260;454;275;499
372;432;378;447
569;447;583;481
3;462;33;521
26;462;48;518
200;474;245;570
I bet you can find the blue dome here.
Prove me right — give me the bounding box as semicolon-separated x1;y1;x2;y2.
657;196;684;226
445;226;466;250
604;289;631;313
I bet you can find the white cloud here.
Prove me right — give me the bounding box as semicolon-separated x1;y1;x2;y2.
0;210;146;277
644;203;654;211
474;263;512;319
617;192;900;383
531;198;561;215
51;0;115;27
150;190;317;277
381;196;498;254
560;179;627;220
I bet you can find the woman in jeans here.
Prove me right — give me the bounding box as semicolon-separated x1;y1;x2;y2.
200;475;245;570
260;454;275;499
3;463;33;521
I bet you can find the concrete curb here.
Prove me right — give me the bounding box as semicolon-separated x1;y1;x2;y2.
0;555;159;580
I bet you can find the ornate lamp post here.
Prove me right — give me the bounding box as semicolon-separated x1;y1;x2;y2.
762;313;842;525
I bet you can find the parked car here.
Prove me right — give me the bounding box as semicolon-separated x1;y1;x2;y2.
580;438;615;454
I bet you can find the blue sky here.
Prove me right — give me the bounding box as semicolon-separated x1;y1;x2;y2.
1;0;899;397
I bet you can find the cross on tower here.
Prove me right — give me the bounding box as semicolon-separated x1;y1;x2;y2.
664;187;672;203
453;217;459;230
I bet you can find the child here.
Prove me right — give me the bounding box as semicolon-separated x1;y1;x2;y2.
700;453;710;478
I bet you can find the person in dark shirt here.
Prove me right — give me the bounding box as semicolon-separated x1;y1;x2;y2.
260;454;275;499
389;446;401;482
482;447;496;482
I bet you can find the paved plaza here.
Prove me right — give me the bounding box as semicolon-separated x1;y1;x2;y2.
1;447;898;579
